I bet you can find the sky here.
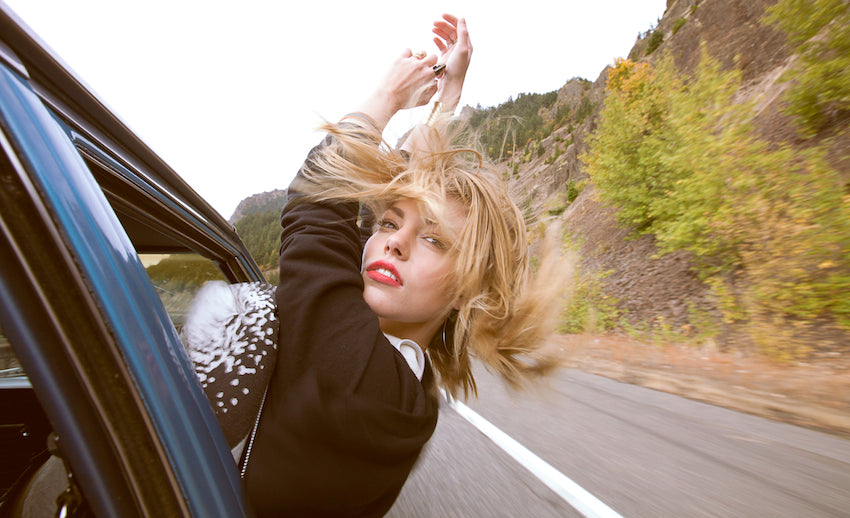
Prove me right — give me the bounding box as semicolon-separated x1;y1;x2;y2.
5;0;667;219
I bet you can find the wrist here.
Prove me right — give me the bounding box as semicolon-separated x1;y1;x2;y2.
356;88;402;133
435;85;463;115
424;102;444;127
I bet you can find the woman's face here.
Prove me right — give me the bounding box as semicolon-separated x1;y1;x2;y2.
362;198;465;345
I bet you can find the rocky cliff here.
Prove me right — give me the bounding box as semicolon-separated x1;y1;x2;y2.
503;0;848;353
229;189;287;224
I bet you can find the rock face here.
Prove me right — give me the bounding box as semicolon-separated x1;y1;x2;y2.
229;189;287;224
503;0;845;348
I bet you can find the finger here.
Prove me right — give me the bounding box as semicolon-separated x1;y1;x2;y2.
441;13;459;26
434;37;447;53
432;22;455;41
456;18;470;46
400;48;413;59
422;53;439;67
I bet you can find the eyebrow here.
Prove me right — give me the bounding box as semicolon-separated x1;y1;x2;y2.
388;205;405;218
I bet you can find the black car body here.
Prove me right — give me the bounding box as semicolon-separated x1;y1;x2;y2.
0;3;263;515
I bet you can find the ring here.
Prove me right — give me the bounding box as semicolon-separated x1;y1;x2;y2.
433;63;446;76
413;51;426;59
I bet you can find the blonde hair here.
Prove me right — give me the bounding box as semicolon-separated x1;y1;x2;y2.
299;118;564;398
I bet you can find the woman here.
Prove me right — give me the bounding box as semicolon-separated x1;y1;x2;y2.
242;15;562;517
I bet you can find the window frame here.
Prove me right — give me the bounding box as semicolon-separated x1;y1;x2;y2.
0;7;261;515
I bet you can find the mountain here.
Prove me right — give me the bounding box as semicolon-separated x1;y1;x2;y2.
229;0;849;357
228;189;287;224
515;0;848;356
228;189;288;274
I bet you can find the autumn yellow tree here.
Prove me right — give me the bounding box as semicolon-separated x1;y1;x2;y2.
584;49;850;352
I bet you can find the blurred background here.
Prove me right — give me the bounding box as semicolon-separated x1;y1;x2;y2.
5;0;848;515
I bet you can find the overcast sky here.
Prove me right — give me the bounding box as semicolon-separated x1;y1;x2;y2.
5;0;667;218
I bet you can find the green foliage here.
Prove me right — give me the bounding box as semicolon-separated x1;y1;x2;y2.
236;208;282;269
544;144;565;165
584;51;850;341
672;18;687;34
763;0;850;136
583;57;672;231
467;89;597;162
265;269;280;285
645;29;664;55
574;97;595;124
566;180;582;203
545;192;568;216
146;254;225;292
559;267;620;334
553;106;572;127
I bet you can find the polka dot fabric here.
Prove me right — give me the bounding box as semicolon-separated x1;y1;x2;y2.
180;281;278;447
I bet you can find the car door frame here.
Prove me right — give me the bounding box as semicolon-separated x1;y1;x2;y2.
0;10;254;516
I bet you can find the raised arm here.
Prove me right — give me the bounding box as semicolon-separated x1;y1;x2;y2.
353;14;471;137
355;48;440;133
431;15;473;114
399;15;473;153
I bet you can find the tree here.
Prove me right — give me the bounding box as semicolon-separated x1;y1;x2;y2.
584;49;850;340
763;0;850;136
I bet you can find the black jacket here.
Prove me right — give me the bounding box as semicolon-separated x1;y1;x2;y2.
244;133;439;517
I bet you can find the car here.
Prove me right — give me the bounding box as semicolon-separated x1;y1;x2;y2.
0;3;265;516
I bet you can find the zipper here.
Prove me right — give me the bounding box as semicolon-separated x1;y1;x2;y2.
240;385;269;479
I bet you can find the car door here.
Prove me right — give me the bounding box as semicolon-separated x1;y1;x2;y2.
0;10;259;516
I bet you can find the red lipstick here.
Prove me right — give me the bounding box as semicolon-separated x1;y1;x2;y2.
365;260;403;287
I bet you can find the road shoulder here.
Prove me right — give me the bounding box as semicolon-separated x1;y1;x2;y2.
558;334;850;438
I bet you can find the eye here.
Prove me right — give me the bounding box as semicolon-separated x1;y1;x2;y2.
377;218;398;231
423;235;447;249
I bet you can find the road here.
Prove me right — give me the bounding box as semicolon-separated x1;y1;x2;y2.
387;367;850;517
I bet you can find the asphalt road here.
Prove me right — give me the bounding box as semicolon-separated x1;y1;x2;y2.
388;367;850;517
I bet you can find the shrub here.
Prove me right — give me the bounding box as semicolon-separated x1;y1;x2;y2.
559;267;619;334
763;0;850;136
566;180;582;203
673;18;687;34
146;255;224;292
645;30;664;55
583;51;850;339
574;97;594;124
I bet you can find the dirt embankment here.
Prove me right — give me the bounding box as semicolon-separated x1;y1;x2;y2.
560;333;850;439
505;0;850;435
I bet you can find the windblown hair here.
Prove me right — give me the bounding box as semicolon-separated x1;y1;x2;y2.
300;117;565;398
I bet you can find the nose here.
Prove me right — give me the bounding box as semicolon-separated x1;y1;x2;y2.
384;232;409;260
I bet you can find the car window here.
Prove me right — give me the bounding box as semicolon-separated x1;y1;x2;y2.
0;322;23;379
0;251;230;381
141;253;228;331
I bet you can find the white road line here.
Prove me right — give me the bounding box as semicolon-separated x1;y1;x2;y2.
447;396;624;518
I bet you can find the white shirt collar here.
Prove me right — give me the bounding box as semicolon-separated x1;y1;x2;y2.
383;334;426;381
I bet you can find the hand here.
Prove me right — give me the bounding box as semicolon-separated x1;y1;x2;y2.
385;48;442;110
432;15;472;109
357;49;441;132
